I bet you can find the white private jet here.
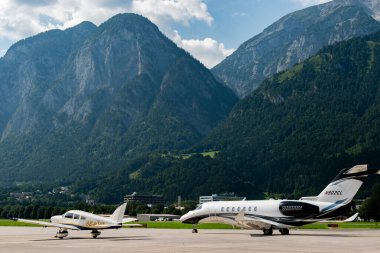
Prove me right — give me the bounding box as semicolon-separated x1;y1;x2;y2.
11;202;140;239
180;164;379;235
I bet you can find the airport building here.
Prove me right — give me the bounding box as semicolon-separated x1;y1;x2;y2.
124;192;164;206
199;193;245;204
137;214;181;222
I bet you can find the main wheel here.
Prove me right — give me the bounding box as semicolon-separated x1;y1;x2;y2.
279;228;289;235
263;228;273;235
91;230;101;239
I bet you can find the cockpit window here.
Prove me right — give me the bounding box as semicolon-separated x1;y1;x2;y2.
64;212;74;219
73;214;80;219
195;205;203;210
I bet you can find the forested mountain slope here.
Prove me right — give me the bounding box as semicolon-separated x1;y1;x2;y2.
95;31;380;203
204;31;380;196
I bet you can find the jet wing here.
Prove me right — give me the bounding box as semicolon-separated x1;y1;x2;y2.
234;211;282;230
11;218;80;230
344;212;359;222
199;216;239;226
122;217;138;223
123;224;143;227
319;212;359;223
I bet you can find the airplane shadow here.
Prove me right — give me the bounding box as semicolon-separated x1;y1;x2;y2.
31;236;152;242
201;231;365;238
249;233;364;238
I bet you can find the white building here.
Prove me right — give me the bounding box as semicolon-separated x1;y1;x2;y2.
199;193;245;204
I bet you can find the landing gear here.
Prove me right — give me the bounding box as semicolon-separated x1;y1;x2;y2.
263;228;273;235
279;228;289;235
55;229;68;239
192;224;198;233
91;230;101;238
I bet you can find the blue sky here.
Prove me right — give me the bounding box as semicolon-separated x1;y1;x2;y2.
0;0;331;67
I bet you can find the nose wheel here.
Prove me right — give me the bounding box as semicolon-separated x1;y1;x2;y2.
192;224;198;233
55;229;68;239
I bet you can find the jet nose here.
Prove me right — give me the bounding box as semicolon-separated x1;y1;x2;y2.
180;212;190;223
180;212;194;224
180;214;186;223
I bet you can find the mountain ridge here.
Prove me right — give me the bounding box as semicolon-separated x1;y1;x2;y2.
212;0;380;97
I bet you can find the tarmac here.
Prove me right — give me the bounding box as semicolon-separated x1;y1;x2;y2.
0;227;379;253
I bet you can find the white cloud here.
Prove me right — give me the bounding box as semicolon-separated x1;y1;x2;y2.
291;0;332;7
174;31;235;68
131;0;213;26
0;0;214;54
0;0;232;66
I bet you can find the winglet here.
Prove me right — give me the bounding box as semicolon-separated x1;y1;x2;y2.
344;212;359;222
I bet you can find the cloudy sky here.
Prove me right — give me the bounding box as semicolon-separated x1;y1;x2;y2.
0;0;332;68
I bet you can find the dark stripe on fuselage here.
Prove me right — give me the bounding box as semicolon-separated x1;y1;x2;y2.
61;223;122;230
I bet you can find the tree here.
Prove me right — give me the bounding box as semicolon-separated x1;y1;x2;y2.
360;184;380;221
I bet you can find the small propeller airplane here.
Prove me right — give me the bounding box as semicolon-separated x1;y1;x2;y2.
11;202;140;239
181;164;379;235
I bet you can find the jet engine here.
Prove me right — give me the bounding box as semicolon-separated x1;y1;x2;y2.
279;201;319;218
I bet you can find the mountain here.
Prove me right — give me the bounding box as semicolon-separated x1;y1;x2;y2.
212;0;380;97
77;30;380;203
0;13;237;183
201;30;380;197
356;0;380;20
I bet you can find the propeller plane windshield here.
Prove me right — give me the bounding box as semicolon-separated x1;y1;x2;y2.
11;202;140;239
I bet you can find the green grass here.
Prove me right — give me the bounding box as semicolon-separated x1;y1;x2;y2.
2;219;379;230
128;221;380;230
300;222;380;229
0;219;40;227
0;219;233;229
126;221;234;229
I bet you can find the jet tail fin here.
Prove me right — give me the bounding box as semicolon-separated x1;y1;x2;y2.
110;202;127;223
301;165;379;204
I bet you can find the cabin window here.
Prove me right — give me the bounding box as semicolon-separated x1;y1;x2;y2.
243;207;246;211
73;214;79;219
226;207;230;212
64;212;73;219
221;207;224;212
248;207;252;212
254;206;257;212
232;207;235;212
237;207;240;212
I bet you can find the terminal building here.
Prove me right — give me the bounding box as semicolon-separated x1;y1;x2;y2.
137;214;181;222
124;192;164;207
199;193;245;204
